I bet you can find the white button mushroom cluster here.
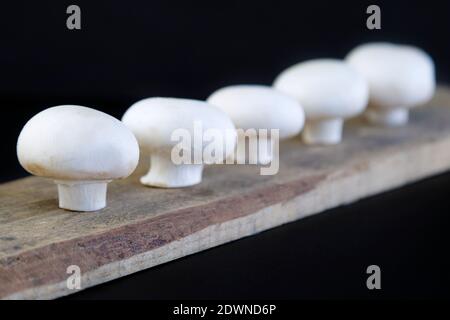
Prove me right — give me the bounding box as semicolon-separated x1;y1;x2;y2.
274;59;369;145
122;98;236;188
17;105;139;211
16;42;436;212
207;85;305;164
346;42;436;126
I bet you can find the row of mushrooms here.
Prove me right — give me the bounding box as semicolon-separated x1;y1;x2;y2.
17;42;436;212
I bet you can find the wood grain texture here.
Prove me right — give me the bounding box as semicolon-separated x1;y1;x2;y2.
2;86;450;299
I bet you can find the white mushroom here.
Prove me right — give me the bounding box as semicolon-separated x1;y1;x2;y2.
207;85;304;164
274;59;369;145
122;98;236;188
17;105;139;212
346;42;436;126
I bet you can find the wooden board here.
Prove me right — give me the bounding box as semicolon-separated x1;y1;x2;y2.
2;86;450;299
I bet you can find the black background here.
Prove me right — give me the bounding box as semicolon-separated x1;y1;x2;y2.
1;0;450;299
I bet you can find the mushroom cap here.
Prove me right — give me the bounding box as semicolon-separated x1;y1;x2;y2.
346;42;435;110
122;98;236;158
17;105;139;181
206;85;305;139
273;59;369;120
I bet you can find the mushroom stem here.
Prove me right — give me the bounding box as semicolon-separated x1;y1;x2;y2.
141;153;203;188
302;118;343;145
235;135;274;165
55;180;110;212
365;108;409;126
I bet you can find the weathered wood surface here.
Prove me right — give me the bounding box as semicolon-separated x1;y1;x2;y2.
1;86;450;299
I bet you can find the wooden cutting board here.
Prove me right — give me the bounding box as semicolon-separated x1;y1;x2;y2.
2;86;450;299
